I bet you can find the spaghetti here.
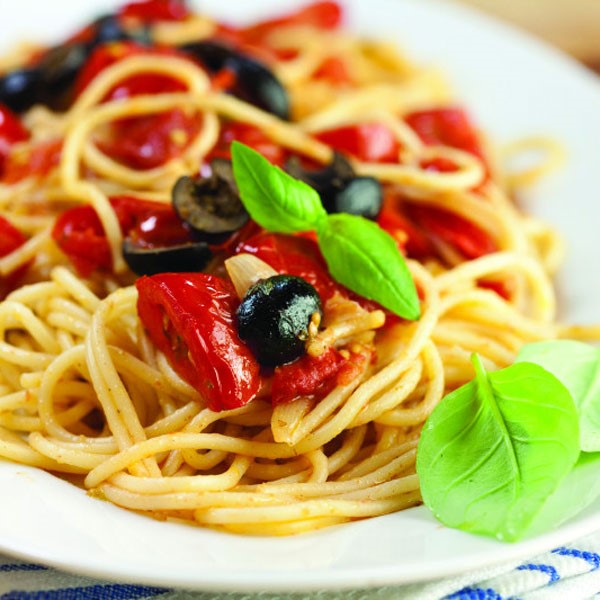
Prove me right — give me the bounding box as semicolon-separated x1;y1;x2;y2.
0;0;588;535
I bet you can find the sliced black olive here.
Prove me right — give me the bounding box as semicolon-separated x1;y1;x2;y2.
122;239;212;276
180;41;290;120
36;43;90;111
329;177;382;218
91;15;152;46
0;68;40;112
237;275;322;367
172;162;248;243
286;153;383;219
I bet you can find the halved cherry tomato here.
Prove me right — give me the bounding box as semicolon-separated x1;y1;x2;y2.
315;123;399;163
237;232;341;302
119;0;191;22
52;196;192;276
0;105;28;177
208;121;286;167
136;272;260;410
0;216;29;298
2;139;62;184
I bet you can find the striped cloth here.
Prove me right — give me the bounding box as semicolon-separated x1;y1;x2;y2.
2;531;600;600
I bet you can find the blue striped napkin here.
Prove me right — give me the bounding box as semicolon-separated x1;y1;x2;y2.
2;530;600;599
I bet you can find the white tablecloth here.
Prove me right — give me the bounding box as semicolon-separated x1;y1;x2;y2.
2;530;600;599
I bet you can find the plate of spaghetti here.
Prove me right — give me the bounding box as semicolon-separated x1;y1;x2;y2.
1;0;600;592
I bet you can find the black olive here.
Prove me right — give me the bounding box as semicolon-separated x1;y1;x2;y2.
286;153;383;219
172;161;249;243
122;239;212;276
0;68;40;112
91;15;152;46
180;41;290;120
36;42;90;111
237;275;322;367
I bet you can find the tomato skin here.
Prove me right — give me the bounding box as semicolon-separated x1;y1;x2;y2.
136;273;260;411
119;0;191;22
51;196;192;276
208;121;286;167
236;232;341;302
315;124;399;163
0;216;30;298
0;105;28;177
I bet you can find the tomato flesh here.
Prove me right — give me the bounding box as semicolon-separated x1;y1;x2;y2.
119;0;191;22
136;273;260;410
0;216;29;298
0;105;28;177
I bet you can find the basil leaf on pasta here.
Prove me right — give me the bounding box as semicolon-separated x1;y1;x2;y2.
231;141;327;234
317;213;420;320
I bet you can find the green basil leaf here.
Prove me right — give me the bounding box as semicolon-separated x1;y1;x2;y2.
417;354;579;541
317;213;420;320
516;340;600;451
526;451;600;537
231;141;327;234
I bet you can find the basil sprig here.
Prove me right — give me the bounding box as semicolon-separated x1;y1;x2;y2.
231;141;420;320
417;354;579;541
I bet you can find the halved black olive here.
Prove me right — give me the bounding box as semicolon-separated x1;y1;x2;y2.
237;275;322;367
0;68;40;112
36;43;90;111
180;41;290;120
122;239;212;276
286;153;383;219
172;161;249;243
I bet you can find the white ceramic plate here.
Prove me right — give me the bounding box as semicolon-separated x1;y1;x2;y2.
1;0;600;592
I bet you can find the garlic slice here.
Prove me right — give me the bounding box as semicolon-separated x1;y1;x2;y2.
224;253;278;299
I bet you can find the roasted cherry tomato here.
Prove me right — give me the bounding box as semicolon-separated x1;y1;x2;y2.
237;232;341;302
98;108;201;170
120;0;191;22
271;345;371;405
271;347;345;405
236;1;342;45
405;107;489;178
136;273;260;410
208;121;286;167
313;56;352;86
407;204;496;260
315;123;399;163
75;42;186;100
2;138;62;184
0;216;29;298
52;196;192;276
0;105;28;176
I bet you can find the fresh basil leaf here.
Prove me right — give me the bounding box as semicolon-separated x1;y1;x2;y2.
417;354;579;541
516;340;600;451
231;141;327;234
317;213;420;320
526;451;600;537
